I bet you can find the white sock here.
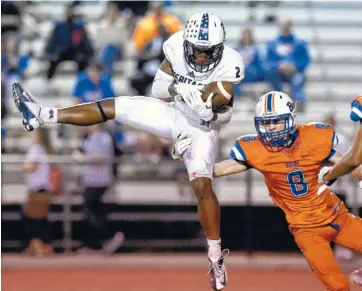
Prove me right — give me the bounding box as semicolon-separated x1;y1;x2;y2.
208;239;222;260
40;107;58;123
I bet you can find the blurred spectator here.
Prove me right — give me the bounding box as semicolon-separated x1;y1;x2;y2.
76;124;124;254
72;62;115;104
323;113;354;261
96;2;128;74
1;34;29;98
44;4;94;93
1;1;22;37
233;28;264;97
23;128;54;257
264;19;310;109
132;1;180;58
131;2;180;95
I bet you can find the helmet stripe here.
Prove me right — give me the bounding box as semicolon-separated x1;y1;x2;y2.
266;93;273;112
198;13;209;41
272;93;275;111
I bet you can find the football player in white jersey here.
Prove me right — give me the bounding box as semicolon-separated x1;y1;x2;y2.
12;12;244;290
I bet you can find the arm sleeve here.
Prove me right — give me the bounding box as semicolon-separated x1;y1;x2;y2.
151;68;175;98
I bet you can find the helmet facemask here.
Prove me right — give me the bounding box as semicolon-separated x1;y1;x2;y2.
254;113;297;151
183;40;223;73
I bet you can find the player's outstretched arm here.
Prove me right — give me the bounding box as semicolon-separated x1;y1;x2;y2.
213;159;248;178
324;125;362;182
57;98;115;126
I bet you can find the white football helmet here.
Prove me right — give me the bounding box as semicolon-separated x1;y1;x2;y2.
183;12;226;73
254;91;297;149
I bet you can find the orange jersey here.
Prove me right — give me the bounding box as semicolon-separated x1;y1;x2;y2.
351;95;362;122
230;123;348;228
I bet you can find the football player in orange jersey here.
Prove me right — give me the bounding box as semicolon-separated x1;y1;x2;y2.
319;95;362;188
172;91;362;290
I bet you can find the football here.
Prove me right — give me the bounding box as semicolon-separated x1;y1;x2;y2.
201;81;233;112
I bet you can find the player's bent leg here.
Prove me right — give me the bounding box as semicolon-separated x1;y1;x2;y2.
293;227;350;291
114;96;175;138
333;212;362;254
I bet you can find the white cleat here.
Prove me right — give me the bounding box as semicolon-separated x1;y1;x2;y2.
350;268;362;285
207;249;229;291
12;82;45;131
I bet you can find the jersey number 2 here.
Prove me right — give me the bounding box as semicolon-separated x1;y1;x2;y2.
287;169;309;197
235;66;240;78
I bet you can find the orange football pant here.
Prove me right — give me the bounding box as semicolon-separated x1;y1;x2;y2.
292;212;362;291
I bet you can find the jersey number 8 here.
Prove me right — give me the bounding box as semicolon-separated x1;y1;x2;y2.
287;169;309;197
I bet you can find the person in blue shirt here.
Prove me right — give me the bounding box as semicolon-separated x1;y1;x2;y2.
264;19;310;105
72;62;115;104
45;4;94;85
233;28;265;97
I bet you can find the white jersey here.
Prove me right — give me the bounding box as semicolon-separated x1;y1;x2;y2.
163;30;245;122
